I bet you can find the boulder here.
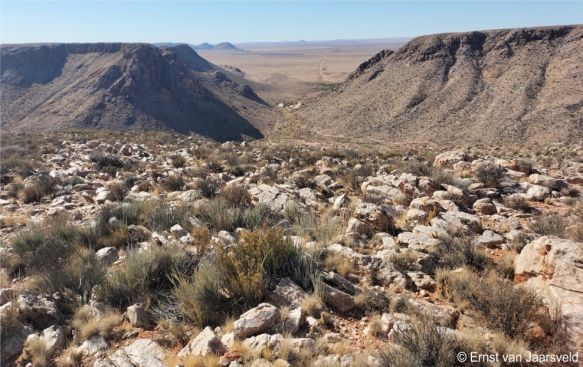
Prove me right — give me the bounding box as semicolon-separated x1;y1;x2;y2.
472;198;497;215
476;230;505;248
109;339;165;367
321;283;356;312
39;325;66;355
178;326;226;358
126;303;148;328
17;293;60;329
266;278;307;307
234;303;280;338
96;247;118;266
514;236;583;353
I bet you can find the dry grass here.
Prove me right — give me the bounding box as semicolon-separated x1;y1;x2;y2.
324;252;354;277
301;294;324;317
71;308;121;342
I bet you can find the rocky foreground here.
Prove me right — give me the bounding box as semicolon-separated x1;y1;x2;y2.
1;131;582;366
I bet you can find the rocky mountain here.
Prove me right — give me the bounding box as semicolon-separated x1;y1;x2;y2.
0;43;272;140
300;25;583;145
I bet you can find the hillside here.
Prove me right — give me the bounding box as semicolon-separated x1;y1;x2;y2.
299;25;583;145
192;42;241;51
0;43;273;140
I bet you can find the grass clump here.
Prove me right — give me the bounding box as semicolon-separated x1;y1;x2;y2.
71;308;121;341
20;174;60;203
96;245;192;308
175;227;318;326
11;218;105;299
196;198;276;232
161;174;186;192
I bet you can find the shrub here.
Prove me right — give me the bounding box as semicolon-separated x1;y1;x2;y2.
161;174;185;192
401;160;432;176
354;289;390;315
379;314;476;367
437;269;543;337
196;198;276;231
195;178;220;198
97;245;192;308
337;165;374;190
324;252;354;276
90;151;124;170
107;181;128;201
220;184;252;207
389;252;420;272
529;215;566;237
170;154;187;168
504;195;531;212
424;235;491;275
20;174;59;203
475;163;505;188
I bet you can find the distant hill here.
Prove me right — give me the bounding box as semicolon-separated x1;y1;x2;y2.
192;42;241;51
1;43;273;140
300;25;583;144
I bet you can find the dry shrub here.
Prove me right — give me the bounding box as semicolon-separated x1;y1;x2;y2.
504;195;531;212
107;181;128;201
20;174;59;203
529;215;566;237
437;269;544;337
354;289;389;315
18;339;50;367
161;174;185;192
301;294;324;317
475;162;505;188
170;154;187;168
220;184;251;207
191;226;212;251
389;251;419;272
89;151;124;170
379;314;477;367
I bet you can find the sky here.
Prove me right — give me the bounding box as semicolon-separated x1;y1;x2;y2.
1;1;581;44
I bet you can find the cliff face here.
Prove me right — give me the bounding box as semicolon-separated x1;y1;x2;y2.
1;43;272;141
301;25;583;144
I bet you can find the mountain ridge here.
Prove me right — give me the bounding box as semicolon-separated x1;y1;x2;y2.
299;24;583;144
1;42;274;141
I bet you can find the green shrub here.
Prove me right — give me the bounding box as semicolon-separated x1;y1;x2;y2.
196;198;276;231
429;235;491;274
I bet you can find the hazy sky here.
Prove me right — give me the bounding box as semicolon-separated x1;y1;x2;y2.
1;1;581;44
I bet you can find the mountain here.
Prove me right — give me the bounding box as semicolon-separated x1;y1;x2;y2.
300;25;583;145
192;42;241;51
0;43;274;141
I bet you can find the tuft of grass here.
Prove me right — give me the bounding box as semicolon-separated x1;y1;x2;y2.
71;308;121;342
219;184;251;207
161;174;186;192
96;245;192;308
20;174;60;203
175;227;318;326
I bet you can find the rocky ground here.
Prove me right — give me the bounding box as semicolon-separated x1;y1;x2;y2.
1;131;582;367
